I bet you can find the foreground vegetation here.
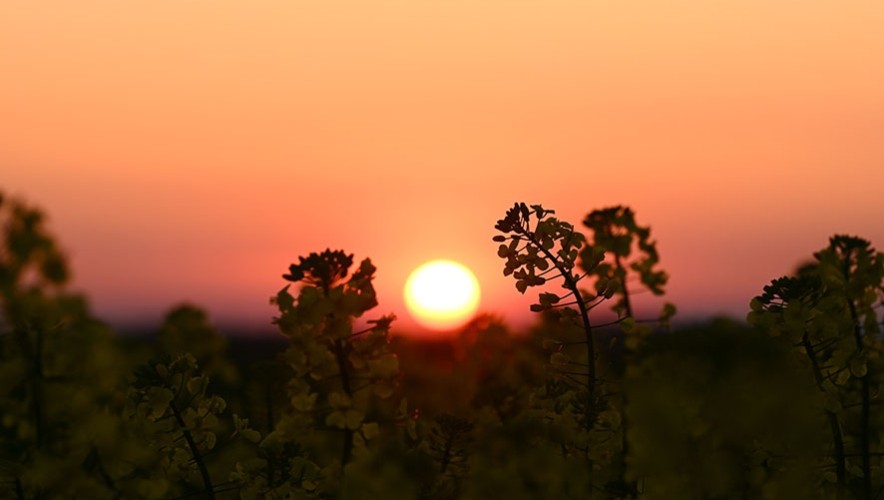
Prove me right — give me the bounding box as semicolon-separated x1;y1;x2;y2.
1;191;882;499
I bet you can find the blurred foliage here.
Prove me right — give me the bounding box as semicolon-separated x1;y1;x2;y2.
493;202;678;498
628;318;824;499
2;190;884;499
581;205;673;323
0;192;127;498
749;235;884;498
235;248;412;498
158;305;240;387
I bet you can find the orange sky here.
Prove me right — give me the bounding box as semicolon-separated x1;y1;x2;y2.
3;1;883;335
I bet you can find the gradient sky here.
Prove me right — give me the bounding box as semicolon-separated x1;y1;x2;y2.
3;1;883;335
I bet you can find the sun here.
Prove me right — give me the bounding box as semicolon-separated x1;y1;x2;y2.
404;260;481;331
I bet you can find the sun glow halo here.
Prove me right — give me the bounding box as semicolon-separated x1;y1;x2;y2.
404;260;481;331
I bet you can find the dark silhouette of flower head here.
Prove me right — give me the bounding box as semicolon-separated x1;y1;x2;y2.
494;202;529;234
283;249;354;292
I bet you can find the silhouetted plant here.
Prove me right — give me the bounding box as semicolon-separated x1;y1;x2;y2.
494;203;597;392
234;249;411;497
750;235;884;498
493;202;678;498
424;413;474;499
14;187;884;499
0;191;130;498
0;313;126;498
493;203;614;496
581;206;675;336
0;193;69;328
581;206;671;320
127;353;235;498
580;206;675;497
158;304;240;387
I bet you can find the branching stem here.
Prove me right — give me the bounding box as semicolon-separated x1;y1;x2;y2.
168;401;215;500
515;226;596;423
332;338;354;465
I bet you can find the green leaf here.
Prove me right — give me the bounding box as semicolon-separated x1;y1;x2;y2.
850;357;868;378
361;422;380;440
275;286;295;311
539;292;560;307
661;302;677;320
368;354;399;379
345;409;363;429
749;298;763;312
291;392;318;411
241;428;261;443
329;409;365;430
145;387;173;419
202;431;217;450
550;352;568;365
620;317;636;332
186;376;206;396
373;381;395;399
326;411;346;429
541;338;559;350
329;392;351;409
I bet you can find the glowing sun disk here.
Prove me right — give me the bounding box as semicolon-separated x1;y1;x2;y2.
404;260;480;331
